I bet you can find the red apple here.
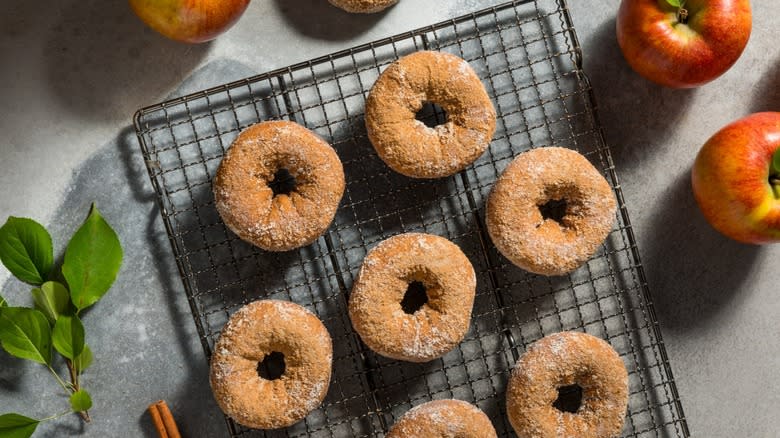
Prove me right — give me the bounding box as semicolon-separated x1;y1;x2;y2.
692;112;780;244
129;0;250;44
616;0;751;88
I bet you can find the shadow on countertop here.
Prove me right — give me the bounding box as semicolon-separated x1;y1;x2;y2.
581;18;697;174
750;56;780;113
121;59;262;438
0;60;264;437
642;169;763;332
41;0;210;120
63;125;224;437
274;0;394;41
0;125;223;437
0;350;25;394
580;19;770;332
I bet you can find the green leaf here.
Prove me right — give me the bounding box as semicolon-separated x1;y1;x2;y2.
31;281;70;325
74;344;93;375
0;307;51;365
69;389;92;412
666;0;682;7
62;204;123;310
772;148;780;175
52;315;84;360
0;217;53;285
0;413;39;438
0;295;7;307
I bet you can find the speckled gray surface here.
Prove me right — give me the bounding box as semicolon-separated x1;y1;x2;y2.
1;1;779;437
571;2;780;436
0;59;258;437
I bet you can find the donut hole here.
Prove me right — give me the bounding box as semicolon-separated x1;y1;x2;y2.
400;281;429;314
538;198;568;225
553;384;583;413
257;351;286;381
268;168;297;196
415;101;448;128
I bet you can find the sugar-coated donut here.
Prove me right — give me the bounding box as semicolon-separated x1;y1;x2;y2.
328;0;398;13
365;51;496;178
506;332;629;438
486;147;616;276
209;300;333;429
348;233;476;362
214;120;345;252
386;399;498;438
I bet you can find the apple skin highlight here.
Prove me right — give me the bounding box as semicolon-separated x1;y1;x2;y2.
129;0;250;43
617;0;752;88
692;112;780;244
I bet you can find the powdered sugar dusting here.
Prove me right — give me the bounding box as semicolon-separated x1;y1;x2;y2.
349;233;476;362
386;399;497;437
213;120;344;251
506;332;629;437
486;147;616;275
456;58;473;80
209;300;332;429
365;51;496;178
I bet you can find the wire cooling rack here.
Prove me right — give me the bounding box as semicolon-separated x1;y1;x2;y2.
134;0;690;436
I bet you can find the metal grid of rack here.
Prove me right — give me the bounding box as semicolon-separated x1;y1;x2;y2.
133;0;690;436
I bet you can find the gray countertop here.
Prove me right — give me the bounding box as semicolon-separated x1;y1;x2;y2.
1;1;778;437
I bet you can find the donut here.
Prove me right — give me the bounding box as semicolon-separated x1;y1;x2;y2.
328;0;398;13
209;300;333;429
486;147;616;276
348;233;476;362
506;332;629;438
213;120;345;251
365;51;496;178
386;399;498;438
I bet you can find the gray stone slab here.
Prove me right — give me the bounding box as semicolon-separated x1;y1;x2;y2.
1;0;779;437
0;59;260;438
569;1;780;436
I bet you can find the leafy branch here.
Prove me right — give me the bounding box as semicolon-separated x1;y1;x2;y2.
0;204;121;437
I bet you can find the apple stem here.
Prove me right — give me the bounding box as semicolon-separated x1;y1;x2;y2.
676;0;689;24
677;7;689;24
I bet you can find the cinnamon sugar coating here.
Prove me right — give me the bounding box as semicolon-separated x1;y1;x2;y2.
213;121;345;251
328;0;398;13
386;399;498;438
506;332;629;438
365;51;496;178
209;300;333;429
486;147;616;276
348;233;476;362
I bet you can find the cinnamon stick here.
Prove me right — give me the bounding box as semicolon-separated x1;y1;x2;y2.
148;400;181;438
